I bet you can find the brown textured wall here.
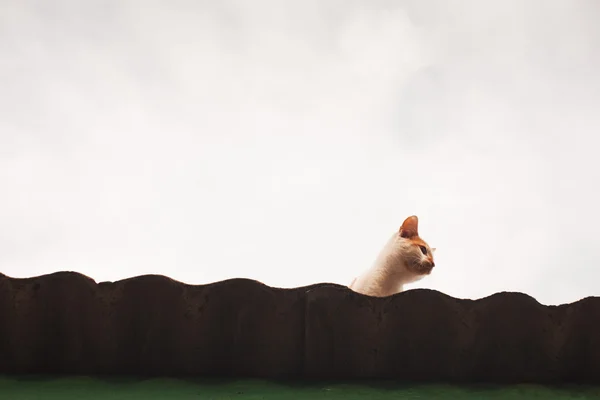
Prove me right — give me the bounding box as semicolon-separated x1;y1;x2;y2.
0;271;599;383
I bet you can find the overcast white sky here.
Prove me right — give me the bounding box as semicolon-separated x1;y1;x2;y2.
1;0;599;305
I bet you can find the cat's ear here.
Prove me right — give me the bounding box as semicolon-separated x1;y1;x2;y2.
399;215;419;238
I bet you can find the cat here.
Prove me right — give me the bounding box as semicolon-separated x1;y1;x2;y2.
349;215;436;297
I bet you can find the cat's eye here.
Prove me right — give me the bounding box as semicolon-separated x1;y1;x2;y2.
419;245;427;255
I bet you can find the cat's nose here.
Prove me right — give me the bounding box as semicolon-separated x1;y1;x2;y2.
431;261;435;267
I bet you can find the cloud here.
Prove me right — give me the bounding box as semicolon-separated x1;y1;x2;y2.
1;0;599;305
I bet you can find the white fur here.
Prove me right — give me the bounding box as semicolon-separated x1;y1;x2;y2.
349;232;433;297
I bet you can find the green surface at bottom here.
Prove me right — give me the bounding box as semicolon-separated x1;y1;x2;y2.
1;376;599;399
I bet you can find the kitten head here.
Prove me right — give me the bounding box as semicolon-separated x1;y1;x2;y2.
397;215;436;277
